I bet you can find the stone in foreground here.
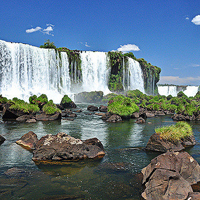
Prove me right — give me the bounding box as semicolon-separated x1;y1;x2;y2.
0;134;6;145
141;151;200;200
16;131;38;150
32;132;105;163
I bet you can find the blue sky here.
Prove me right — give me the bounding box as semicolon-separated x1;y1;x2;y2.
0;0;200;85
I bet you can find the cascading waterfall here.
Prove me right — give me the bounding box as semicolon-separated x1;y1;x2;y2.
80;51;110;94
0;40;71;103
158;85;199;97
127;58;145;93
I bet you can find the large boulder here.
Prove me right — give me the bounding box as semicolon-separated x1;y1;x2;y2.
99;105;107;112
16;131;38;150
16;115;35;122
141;151;200;200
32;132;105;163
135;117;145;124
0;135;5;144
145;132;196;153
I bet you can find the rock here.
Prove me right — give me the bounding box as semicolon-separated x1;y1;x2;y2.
136;117;145;124
32;133;105;163
2;103;25;120
172;114;196;121
106;114;122;123
101;112;112;120
69;113;77;118
16;131;38;150
36;112;61;121
95;113;105;116
0;134;5;144
4;168;27;177
87;105;98;111
142;151;200;200
145;112;155;118
75;109;82;113
155;111;165;116
99;105;107;112
63;109;73;115
145;132;196;153
131;112;139;118
187;192;200;199
26;119;37;123
16;115;34;122
74;91;103;103
60;101;77;109
61;112;68;117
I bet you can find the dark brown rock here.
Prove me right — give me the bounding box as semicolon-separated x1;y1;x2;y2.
99;105;107;112
69;113;77;118
87;105;98;111
187;192;200;199
32;133;105;163
136;117;145;124
16;115;34;122
131;112;139;118
75;109;82;113
62;109;73;115
16;131;38;150
36;112;61;121
95;112;105;116
101;112;112;120
172;114;195;121
145;133;196;153
60;101;77;109
155;111;165;116
0;134;5;144
106;114;122;123
142;151;200;200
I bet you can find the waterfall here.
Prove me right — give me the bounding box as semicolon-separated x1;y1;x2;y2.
80;51;110;94
158;85;199;97
127;58;145;93
0;40;71;103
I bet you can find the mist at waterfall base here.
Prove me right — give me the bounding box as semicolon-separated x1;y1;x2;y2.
0;40;145;103
158;85;199;97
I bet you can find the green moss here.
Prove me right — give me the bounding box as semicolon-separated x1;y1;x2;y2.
42;100;61;115
155;121;193;142
61;95;72;104
0;95;8;104
102;93;118;103
108;95;139;117
40;40;56;49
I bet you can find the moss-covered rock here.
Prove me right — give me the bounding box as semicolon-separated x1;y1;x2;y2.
107;95;139;118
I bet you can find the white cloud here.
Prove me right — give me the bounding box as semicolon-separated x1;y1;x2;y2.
85;42;90;47
26;24;54;36
191;15;200;25
116;44;140;53
158;76;200;85
26;26;42;33
191;64;200;67
186;17;189;20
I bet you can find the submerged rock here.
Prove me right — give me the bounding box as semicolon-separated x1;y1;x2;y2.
135;117;145;124
32;132;105;163
16;115;35;122
16;131;38;150
0;134;5;144
141;151;200;200
145;132;196;152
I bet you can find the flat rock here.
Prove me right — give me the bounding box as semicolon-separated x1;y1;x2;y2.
16;131;38;150
16;115;34;122
32;133;105;163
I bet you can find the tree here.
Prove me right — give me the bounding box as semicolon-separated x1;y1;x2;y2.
40;39;56;49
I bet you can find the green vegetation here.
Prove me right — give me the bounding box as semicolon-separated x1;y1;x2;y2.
42;100;61;115
108;95;139;117
0;95;8;104
102;93;118;103
61;95;72;104
29;94;48;105
10;97;40;113
75;91;103;103
40;39;56;49
155;122;193;142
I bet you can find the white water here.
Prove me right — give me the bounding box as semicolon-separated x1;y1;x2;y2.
0;40;71;103
158;85;199;97
80;51;110;94
127;58;145;93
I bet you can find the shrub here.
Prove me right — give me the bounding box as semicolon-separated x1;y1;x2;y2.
10;101;40;113
155;121;193;142
42;100;61;115
108;95;139;117
102;93;118;102
0;95;8;103
61;95;72;104
29;95;38;104
37;94;48;104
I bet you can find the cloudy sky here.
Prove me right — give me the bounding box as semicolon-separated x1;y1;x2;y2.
0;0;200;85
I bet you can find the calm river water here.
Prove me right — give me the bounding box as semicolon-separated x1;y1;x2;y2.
0;103;200;200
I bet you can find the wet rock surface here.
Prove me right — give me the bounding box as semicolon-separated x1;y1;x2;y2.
141;151;200;200
145;132;196;152
31;132;105;163
136;117;145;124
0;134;5;144
16;131;38;150
87;105;98;111
36;112;61;121
106;114;122;123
